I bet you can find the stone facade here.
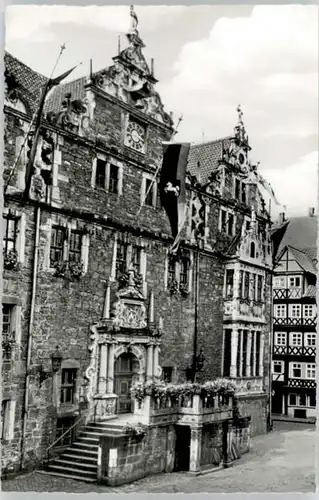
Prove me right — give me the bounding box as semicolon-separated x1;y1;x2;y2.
2;12;272;476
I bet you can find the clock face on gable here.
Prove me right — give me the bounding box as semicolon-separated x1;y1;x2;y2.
125;120;146;153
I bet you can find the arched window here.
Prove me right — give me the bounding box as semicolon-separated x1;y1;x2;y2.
250;242;256;258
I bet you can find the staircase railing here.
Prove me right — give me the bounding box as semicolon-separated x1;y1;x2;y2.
44;411;88;467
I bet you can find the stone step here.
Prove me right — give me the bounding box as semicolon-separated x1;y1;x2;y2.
38;470;96;483
62;452;97;464
47;463;96;479
76;435;99;443
65;446;98;458
72;441;99;450
53;458;97;472
86;423;125;432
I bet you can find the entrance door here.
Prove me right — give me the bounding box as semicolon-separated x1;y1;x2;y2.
271;388;284;414
114;353;135;414
174;426;191;471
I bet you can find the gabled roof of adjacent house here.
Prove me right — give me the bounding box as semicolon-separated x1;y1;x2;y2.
278;215;317;254
187;138;232;184
44;77;87;114
288;245;317;274
4;51;47;112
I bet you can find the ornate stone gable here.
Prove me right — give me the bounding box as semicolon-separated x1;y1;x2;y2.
90;10;173;129
238;208;272;267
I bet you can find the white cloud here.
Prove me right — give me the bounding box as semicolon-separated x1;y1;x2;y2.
161;5;318;142
5;5;185;44
262;151;318;218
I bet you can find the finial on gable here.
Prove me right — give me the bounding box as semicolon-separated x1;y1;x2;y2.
234;104;249;144
130;5;139;33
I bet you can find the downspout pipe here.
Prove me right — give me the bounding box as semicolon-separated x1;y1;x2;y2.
20;205;41;470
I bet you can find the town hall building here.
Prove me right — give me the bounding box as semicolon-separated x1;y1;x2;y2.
3;7;275;482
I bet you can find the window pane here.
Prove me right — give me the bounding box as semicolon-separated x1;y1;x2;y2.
109;165;119;194
96;159;106;188
69;231;82;263
145;179;153;206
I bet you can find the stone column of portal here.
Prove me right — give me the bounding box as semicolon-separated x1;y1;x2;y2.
189;426;203;473
230;329;238;378
146;344;154;381
259;333;265;377
246;330;252;377
107;344;115;393
98;343;108;394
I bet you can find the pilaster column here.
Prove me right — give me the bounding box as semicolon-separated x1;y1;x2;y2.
107;344;115;393
250;331;255;376
246;330;252;377
189;426;202;472
98;343;108;394
153;345;160;379
230;329;238;378
239;330;244;377
146;344;154;381
259;333;265;377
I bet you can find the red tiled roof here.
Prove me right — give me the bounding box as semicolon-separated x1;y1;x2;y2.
187;137;232;184
4;51;47;113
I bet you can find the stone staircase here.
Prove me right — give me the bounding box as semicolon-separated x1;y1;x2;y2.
43;416;135;483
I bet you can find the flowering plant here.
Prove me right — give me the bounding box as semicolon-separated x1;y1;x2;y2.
123;421;147;437
179;282;189;297
54;260;68;278
130;382;145;404
69;260;84;279
168;278;178;295
3;250;19;271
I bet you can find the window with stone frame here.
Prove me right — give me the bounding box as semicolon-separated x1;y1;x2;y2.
242;330;248;376
95;158;106;189
162;367;173;383
179;255;190;286
223;329;232;377
116;235;128;277
109;164;119;194
234;178;247;204
255;331;261;376
243;271;250;300
3;214;18;256
257;275;263;302
131;245;141;274
68;230;82;263
168;255;177;282
225;269;234;298
60;368;77;404
2;304;15;360
1;400;9;440
50;226;66;266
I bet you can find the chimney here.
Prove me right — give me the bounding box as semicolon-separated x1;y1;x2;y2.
278;212;285;224
308;207;315;217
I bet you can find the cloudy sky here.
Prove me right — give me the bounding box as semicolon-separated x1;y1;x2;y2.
5;4;318;218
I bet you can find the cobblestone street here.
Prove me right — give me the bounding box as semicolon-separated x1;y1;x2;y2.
2;421;315;493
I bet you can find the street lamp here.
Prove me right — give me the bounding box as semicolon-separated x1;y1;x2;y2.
34;346;63;387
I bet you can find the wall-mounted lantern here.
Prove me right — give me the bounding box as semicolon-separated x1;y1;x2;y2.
34;346;63;387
